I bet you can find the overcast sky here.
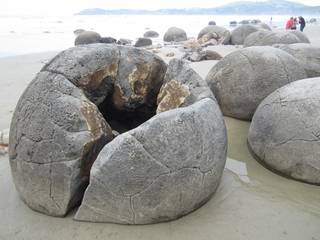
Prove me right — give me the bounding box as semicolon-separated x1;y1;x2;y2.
2;0;320;15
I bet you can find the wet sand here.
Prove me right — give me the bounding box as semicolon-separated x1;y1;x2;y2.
1;29;320;239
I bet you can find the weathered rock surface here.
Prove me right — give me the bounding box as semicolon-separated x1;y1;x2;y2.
100;37;117;44
9;71;113;216
157;59;215;113
134;38;152;47
258;23;272;31
117;38;132;45
248;77;320;185
75;98;227;224
74;31;101;45
163;27;187;42
198;26;231;45
230;24;265;45
288;30;310;43
182;50;222;62
73;29;86;36
143;30;159;38
205;46;307;120
244;30;302;47
274;43;320;78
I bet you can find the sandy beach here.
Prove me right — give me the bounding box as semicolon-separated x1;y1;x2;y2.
0;24;320;239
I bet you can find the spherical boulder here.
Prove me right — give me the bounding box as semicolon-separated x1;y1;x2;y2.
244;30;301;47
75;59;227;224
10;45;227;224
230;24;264;45
208;21;216;25
163;27;187;42
288;30;310;43
143;30;159;38
198;25;231;45
205;46;307;120
258;23;272;31
134;37;152;47
74;31;101;45
248;77;320;185
275;43;320;78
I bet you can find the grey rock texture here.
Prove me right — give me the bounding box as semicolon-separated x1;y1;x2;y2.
258;23;272;30
182;50;222;62
74;31;101;45
9;71;113;216
100;37;117;44
230;24;265;45
117;38;132;45
198;26;231;45
208;21;216;25
134;38;152;47
75;98;227;224
275;43;320;78
248;77;320;185
205;46;307;120
143;30;159;38
157;59;215;113
163;27;187;42
288;30;310;43
244;30;302;47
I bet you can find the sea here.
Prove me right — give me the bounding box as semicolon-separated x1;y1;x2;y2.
0;14;317;57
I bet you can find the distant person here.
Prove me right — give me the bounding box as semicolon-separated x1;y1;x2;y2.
299;16;306;32
291;17;297;30
286;17;294;30
270;17;273;27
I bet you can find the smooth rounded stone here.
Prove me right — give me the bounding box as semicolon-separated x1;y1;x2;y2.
163;27;187;42
75;97;227;224
198;25;231;45
157;59;215;113
275;43;320;78
288;30;310;43
239;20;250;24
248;77;320;185
143;30;159;38
208;21;216;25
205;46;307;120
230;24;263;45
9;71;113;217
230;21;237;26
73;29;85;36
74;31;101;45
309;18;317;23
117;38;132;45
134;37;152;47
244;30;301;47
100;37;117;44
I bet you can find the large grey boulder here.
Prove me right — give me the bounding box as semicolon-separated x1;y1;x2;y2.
205;46;307;120
275;43;320;78
258;23;272;31
75;98;227;224
143;30;159;38
288;30;310;43
9;71;113;216
230;24;269;45
9;44;167;217
244;30;302;47
198;25;231;44
74;31;101;45
134;37;152;47
157;59;215;113
163;27;187;42
248;77;320;185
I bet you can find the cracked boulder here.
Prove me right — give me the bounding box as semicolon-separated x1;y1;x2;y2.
248;77;320;185
274;43;320;78
244;30;303;47
10;44;227;224
198;25;231;45
9;44;167;217
205;46;307;120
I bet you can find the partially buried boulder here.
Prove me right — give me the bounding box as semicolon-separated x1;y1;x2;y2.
100;37;117;44
198;25;231;45
134;37;152;47
163;27;187;42
143;30;159;38
244;30;302;47
230;24;265;45
208;21;216;25
205;46;307;120
274;43;320;78
248;77;320;185
288;30;310;43
75;31;101;45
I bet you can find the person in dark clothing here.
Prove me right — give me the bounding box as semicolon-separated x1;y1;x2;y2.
299;16;306;32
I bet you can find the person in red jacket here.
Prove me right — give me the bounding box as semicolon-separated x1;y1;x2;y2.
286;17;294;30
